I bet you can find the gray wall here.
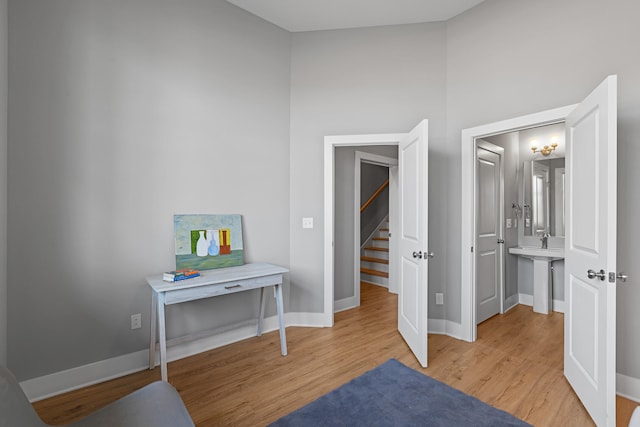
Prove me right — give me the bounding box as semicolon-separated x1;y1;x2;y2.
7;0;291;381
360;162;391;246
447;0;640;379
334;146;396;302
0;0;6;366
6;0;640;387
290;22;448;316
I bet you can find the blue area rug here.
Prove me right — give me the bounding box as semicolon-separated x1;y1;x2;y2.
270;359;530;426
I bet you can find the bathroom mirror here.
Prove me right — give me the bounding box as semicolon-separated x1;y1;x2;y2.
523;157;565;237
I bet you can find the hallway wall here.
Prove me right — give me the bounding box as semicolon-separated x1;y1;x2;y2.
289;22;448;317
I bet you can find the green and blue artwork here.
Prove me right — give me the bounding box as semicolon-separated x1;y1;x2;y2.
174;214;244;271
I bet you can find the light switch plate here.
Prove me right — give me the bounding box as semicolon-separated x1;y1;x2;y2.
435;293;444;305
506;218;512;228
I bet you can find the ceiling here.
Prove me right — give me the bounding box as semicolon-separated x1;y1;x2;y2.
225;0;486;32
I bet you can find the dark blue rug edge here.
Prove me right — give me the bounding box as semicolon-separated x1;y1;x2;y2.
269;358;531;427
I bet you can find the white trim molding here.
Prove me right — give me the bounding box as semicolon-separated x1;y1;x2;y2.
354;151;398;307
460;105;577;342
617;373;640;403
324;133;405;327
427;319;465;341
517;294;565;313
21;312;326;402
334;296;357;313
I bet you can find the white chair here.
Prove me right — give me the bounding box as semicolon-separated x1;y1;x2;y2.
0;365;194;427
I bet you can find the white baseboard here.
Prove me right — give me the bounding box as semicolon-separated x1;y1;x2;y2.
444;320;464;340
518;293;565;313
21;311;326;402
24;308;637;405
617;373;640;403
504;294;519;312
334;296;357;313
20;349;151;403
552;299;565;313
284;311;326;327
428;319;464;341
519;294;533;306
428;318;445;334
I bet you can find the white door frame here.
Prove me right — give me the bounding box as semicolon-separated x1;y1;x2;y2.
324;133;406;326
353;151;399;307
460;105;576;342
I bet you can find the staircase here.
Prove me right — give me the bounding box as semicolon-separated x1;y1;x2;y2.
360;222;389;287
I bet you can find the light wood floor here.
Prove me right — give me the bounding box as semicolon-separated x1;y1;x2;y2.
34;283;638;426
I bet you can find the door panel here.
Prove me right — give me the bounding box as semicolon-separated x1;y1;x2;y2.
476;147;502;324
398;120;429;368
565;75;617;427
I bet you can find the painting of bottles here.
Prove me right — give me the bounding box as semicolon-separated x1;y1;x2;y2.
174;214;244;271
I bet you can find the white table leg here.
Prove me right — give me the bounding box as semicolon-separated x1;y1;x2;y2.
157;292;168;381
257;287;266;336
275;283;287;356
149;291;157;369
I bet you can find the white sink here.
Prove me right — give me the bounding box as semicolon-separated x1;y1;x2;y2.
509;246;564;315
508;246;564;260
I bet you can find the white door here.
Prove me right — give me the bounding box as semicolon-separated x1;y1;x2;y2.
564;75;617;427
476;147;502;324
398;120;429;367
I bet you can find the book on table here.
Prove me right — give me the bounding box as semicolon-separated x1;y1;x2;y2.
163;269;200;282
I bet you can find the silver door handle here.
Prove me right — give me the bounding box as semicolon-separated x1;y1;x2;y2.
412;251;423;259
617;272;628;282
587;269;606;281
426;251;435;259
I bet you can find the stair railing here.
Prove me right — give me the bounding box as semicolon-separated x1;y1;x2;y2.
360;178;389;213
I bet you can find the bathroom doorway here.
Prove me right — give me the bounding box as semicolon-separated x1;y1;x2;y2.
461;76;619;427
460;105;575;342
477;122;567;322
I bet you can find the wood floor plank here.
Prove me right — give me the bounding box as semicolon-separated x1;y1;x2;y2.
33;283;636;426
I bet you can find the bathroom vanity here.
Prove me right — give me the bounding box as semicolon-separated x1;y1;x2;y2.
511;152;565;314
508;246;564;314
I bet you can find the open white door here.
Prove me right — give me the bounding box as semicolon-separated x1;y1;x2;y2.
398;120;429;368
564;75;617;427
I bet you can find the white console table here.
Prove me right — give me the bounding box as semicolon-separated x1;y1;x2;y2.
146;262;288;381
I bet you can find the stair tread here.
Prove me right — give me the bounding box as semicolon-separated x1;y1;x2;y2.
361;256;389;264
372;237;389;241
360;268;389;278
364;246;389;252
379;228;389;231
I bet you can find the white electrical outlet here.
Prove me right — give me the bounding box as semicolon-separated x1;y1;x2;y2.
131;313;142;330
435;293;444;305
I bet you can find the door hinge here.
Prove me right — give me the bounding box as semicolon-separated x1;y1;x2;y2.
471;246;474;253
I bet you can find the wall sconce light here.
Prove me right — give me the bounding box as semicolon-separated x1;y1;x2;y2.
512;203;523;219
531;137;559;156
